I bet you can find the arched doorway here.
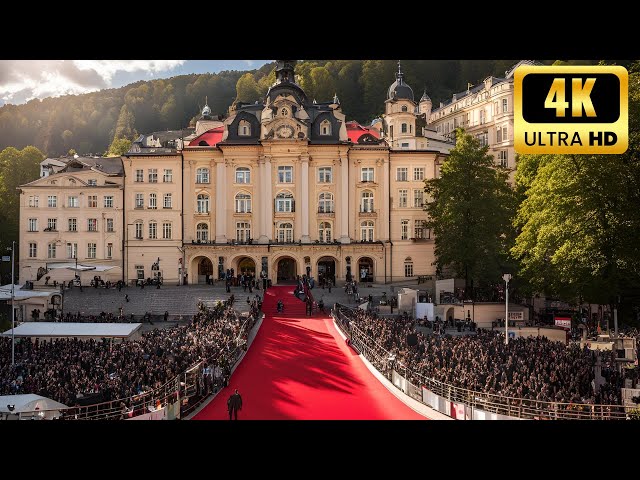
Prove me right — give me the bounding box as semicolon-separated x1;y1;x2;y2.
317;256;337;286
237;257;256;276
197;257;213;284
276;257;297;283
358;257;374;283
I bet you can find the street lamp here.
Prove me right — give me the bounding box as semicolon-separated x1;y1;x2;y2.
503;273;512;345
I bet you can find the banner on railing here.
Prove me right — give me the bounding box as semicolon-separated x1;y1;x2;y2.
128;407;167;420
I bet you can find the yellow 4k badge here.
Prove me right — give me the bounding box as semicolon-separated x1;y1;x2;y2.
514;65;628;154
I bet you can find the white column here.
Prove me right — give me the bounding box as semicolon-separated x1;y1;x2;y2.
264;157;273;242
215;161;227;243
382;158;390;241
300;156;311;243
339;156;350;243
258;158;269;244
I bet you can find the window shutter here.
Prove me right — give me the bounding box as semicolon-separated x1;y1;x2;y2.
274;198;277;213
292;199;295;212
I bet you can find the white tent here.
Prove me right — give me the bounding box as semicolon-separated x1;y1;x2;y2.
1;322;142;341
0;284;52;301
0;394;69;420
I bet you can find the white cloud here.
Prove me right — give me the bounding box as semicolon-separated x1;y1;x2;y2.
72;60;185;82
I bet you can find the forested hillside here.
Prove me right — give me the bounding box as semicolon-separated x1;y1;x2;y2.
0;60;528;157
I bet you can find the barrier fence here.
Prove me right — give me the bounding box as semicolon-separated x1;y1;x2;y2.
14;308;260;420
332;303;629;420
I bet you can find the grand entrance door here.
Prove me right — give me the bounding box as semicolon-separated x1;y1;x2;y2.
358;257;374;283
198;257;213;284
317;257;336;285
276;257;297;283
238;257;256;276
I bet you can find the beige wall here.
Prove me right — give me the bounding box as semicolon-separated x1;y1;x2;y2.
19;170;123;282
123;154;183;283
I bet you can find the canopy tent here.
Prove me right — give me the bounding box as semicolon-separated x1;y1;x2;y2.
0;284;53;301
0;394;69;420
1;322;142;341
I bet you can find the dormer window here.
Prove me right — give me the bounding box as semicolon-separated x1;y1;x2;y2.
87;179;97;186
280;107;289;117
320;119;331;136
239;119;251;136
401;105;408;112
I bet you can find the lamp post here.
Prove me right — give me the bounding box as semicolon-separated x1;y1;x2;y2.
503;273;512;345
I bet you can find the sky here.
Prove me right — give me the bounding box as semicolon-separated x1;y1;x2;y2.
0;60;272;106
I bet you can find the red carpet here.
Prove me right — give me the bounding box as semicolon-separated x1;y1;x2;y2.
193;286;426;420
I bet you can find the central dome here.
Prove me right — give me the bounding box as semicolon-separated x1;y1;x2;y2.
387;61;414;101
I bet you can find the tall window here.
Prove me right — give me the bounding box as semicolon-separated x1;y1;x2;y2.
196;168;210;184
29;243;37;258
277;222;293;243
47;218;57;231
319;222;332;243
404;257;414;277
414;220;429;239
318;192;334;213
135;169;144;182
88;195;97;208
135;193;144;208
239;120;251;136
148;193;157;209
48;243;56;259
498;150;508;168
401;219;409;240
501;125;508;142
360;221;374;242
28;218;38;232
163;169;173;182
87;243;96;259
149;221;157;239
197;194;210;213
104;196;114;208
66;242;77;259
29;196;39;207
361;190;374;212
162;222;172;239
479;109;486;125
107;243;113;259
413;167;425;181
135;222;143;239
235;192;252;213
277;166;293;183
106;218;114;232
275;192;294;212
47;195;57;208
88;218;97;232
413;189;424;208
235;167;250;184
196;223;209;242
396;167;408;181
163;193;172;209
401;123;407;133
502;98;508;113
361;167;374;182
148;168;158;183
68;218;77;232
477;132;488;147
318;167;332;183
320;119;331;135
236;222;251;243
68;196;78;208
398;189;408;208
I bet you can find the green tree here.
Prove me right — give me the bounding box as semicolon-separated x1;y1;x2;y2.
425;128;516;296
235;73;261;103
106;137;132;157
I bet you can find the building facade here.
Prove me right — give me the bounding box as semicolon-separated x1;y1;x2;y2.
18;157;124;283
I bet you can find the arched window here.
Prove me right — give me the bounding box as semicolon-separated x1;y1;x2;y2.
401;123;407;133
361;190;374;213
401;105;408;112
280;107;289;117
239;119;251;136
196;168;209;184
236;222;251;243
275;191;294;212
277;222;293;243
319;222;332;243
318;192;334;213
235;167;250;184
235;192;252;213
360;221;374;242
320;119;331;136
197;194;209;214
404;256;414;277
196;223;209;242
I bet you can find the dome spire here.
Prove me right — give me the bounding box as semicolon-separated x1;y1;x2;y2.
397;60;404;83
202;96;211;118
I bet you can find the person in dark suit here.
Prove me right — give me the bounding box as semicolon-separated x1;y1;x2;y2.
227;388;243;420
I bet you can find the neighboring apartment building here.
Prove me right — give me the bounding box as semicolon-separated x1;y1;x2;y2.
18;157;124;283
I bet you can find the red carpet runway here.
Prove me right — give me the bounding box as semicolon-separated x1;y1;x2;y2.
193;286;426;420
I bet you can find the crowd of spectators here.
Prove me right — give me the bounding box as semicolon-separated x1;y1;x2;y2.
336;306;624;406
0;298;261;408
